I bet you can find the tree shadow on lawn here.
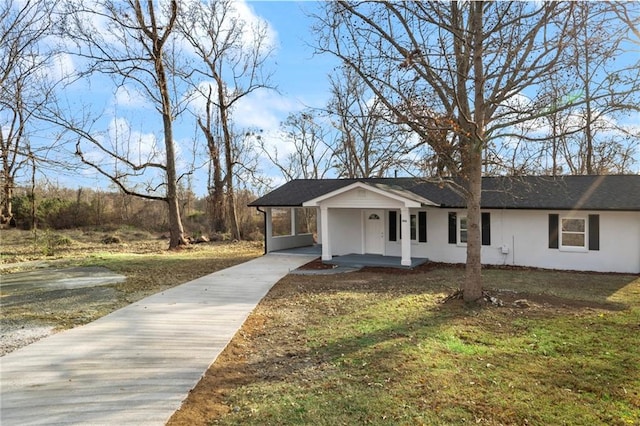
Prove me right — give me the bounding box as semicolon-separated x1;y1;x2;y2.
169;266;639;425
251;279;638;424
284;262;637;311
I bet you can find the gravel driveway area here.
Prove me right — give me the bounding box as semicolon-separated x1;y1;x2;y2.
0;266;126;356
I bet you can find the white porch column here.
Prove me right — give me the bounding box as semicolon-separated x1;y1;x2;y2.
315;207;322;244
291;208;297;236
320;206;332;261
265;208;273;253
400;206;411;266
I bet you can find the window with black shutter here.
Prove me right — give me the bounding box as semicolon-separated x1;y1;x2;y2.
448;212;457;244
481;212;491;246
418;211;427;243
549;214;559;249
388;211;397;242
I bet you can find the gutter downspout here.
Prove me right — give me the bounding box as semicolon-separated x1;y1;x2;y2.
256;207;267;254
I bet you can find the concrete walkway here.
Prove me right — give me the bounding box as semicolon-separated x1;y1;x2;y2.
0;254;316;426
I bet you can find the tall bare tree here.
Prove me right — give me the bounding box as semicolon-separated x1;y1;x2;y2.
489;2;640;176
564;2;639;174
177;0;275;241
260;109;333;181
328;65;414;178
47;0;188;247
0;0;59;226
318;1;577;302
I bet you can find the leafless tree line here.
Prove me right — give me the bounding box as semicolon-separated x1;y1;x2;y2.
2;1;639;280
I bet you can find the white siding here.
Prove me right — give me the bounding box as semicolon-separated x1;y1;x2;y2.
268;234;315;252
400;209;640;273
320;187;407;209
328;209;363;255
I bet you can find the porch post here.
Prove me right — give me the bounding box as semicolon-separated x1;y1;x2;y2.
316;207;322;244
291;208;297;236
400;206;411;266
320;206;332;261
265;208;273;253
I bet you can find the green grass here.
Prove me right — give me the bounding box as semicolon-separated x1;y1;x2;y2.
208;267;640;426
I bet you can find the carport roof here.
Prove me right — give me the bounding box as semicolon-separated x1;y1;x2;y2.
248;175;640;211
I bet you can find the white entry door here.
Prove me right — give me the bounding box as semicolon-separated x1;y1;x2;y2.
365;210;384;254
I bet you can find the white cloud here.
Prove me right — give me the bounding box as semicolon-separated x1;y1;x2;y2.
176;0;278;60
188;79;301;134
38;53;75;83
107;117;163;164
234;89;300;131
233;0;278;51
113;85;150;109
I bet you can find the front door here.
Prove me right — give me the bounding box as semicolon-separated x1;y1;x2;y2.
365;210;384;254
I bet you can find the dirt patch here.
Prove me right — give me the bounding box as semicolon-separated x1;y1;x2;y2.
0;278;124;355
297;257;336;270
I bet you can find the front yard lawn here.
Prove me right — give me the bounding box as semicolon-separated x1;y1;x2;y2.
169;265;640;426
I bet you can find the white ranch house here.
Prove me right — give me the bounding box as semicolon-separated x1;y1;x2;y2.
249;176;640;274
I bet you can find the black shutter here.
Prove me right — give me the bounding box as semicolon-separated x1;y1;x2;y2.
389;211;397;242
418;211;427;242
588;214;600;251
448;212;457;244
549;214;559;249
481;212;491;246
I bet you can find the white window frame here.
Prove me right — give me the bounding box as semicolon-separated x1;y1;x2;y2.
457;214;468;246
559;216;588;252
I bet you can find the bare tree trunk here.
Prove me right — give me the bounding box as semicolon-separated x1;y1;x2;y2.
464;150;483;302
162;104;186;249
29;150;36;230
199;112;225;233
151;1;187;248
215;75;241;241
582;3;594;175
207;143;225;234
1;173;13;224
224;137;241;240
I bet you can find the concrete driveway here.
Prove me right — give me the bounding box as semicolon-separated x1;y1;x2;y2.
0;253;316;426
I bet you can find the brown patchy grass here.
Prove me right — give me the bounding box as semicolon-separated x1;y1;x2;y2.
0;228;262;332
168;265;640;426
3;229;638;425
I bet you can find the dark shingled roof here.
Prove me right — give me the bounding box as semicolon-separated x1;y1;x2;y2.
248;175;640;211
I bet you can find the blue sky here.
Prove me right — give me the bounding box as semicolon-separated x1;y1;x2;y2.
32;1;640;196
250;1;335;108
40;0;337;195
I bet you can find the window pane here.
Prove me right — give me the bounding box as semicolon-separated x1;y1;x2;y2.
272;208;292;236
459;216;467;243
410;215;417;240
562;218;584;232
296;208;316;234
562;233;584;247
